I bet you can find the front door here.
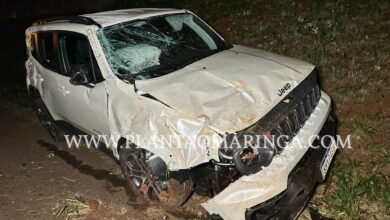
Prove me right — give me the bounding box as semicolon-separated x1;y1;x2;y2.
55;31;109;136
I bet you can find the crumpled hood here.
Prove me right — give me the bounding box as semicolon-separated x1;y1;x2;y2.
136;45;315;134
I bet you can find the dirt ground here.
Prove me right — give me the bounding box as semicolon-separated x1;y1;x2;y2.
0;105;208;220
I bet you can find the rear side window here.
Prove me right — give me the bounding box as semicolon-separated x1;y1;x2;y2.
30;33;39;60
37;32;61;72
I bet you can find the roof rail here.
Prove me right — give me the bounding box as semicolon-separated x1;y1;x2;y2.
32;16;102;28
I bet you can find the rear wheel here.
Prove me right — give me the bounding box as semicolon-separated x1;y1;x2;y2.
31;98;64;141
119;144;192;208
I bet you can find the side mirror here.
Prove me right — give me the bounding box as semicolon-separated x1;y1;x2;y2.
69;64;94;88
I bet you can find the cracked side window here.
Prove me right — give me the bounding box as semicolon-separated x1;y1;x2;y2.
97;13;230;80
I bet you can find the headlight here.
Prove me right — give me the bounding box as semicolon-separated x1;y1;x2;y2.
219;132;275;175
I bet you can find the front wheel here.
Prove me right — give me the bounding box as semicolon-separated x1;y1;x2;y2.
119;144;193;208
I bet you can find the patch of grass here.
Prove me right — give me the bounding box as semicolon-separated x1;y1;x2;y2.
316;158;390;219
349;112;386;139
366;142;386;156
350;117;376;139
365;112;385;123
332;174;360;217
383;185;390;215
360;175;382;201
382;150;390;164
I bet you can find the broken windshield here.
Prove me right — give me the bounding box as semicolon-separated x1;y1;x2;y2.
97;13;231;80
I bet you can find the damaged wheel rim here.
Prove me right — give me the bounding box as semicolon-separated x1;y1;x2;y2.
124;149;169;202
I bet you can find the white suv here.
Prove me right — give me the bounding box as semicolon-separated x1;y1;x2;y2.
25;8;337;220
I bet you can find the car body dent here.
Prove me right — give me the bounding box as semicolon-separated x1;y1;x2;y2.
135;45;314;134
105;45;316;170
104;76;222;169
202;92;332;220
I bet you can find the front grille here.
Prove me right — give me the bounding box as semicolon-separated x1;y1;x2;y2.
242;70;321;152
271;83;321;150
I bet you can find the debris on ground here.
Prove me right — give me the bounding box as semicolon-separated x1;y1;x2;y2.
54;197;92;220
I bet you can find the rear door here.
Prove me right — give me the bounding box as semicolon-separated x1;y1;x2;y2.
34;32;65;120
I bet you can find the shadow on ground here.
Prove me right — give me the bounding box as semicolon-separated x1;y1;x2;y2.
36;139;205;219
36;139;149;206
37;139;126;188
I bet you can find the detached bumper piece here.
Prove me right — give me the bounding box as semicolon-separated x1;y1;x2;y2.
245;113;337;220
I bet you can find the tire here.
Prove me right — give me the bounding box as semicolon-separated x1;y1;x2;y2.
31;98;64;141
119;143;193;209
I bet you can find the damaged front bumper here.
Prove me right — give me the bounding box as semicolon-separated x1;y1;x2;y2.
202;92;336;220
245;112;337;219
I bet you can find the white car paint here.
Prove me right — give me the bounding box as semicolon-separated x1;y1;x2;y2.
136;45;314;134
25;9;333;220
202;92;331;220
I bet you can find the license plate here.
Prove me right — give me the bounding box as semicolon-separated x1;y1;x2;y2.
320;141;337;179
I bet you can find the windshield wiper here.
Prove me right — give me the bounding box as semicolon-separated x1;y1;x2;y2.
140;49;224;78
138;65;181;78
180;49;222;67
117;48;226;81
117;67;145;83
